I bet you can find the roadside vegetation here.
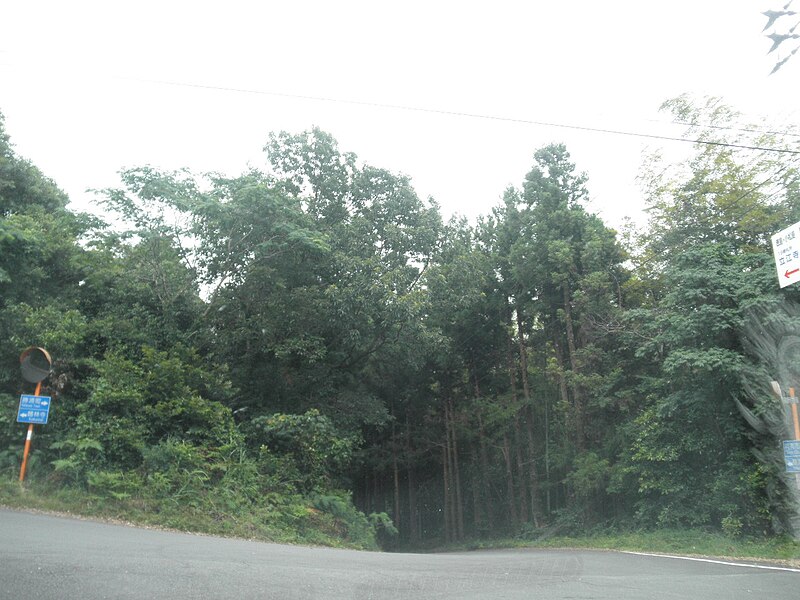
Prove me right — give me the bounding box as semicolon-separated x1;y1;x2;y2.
433;529;800;565
0;475;390;549
1;96;800;551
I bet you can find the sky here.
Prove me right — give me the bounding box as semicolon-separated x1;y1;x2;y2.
1;1;799;231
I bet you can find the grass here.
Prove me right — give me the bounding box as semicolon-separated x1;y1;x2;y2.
3;476;799;564
0;475;378;550
434;528;800;566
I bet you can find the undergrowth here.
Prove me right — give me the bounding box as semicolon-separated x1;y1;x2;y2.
433;527;800;563
0;474;388;550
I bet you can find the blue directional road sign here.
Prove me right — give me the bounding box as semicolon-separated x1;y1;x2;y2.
784;440;800;473
16;395;51;425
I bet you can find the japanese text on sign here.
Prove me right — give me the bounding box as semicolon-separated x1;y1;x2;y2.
16;395;51;425
771;221;800;288
784;440;800;473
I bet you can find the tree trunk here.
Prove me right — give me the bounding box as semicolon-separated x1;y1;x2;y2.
477;412;495;531
515;305;541;524
562;283;586;452
442;444;451;542
513;415;529;522
392;409;401;532
506;334;522;525
448;397;465;540
393;446;401;532
501;432;518;526
524;404;543;526
472;361;495;531
545;395;551;515
407;466;419;542
363;473;371;514
373;470;380;514
516;306;532;408
552;335;570;411
406;412;419;543
471;447;482;532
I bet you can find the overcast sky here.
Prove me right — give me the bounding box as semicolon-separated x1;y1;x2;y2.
1;1;798;230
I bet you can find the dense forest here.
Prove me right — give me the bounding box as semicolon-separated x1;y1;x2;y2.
2;96;800;548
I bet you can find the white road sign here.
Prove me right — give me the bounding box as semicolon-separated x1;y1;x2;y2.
772;221;800;288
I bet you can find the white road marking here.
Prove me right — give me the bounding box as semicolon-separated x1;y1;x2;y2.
620;551;800;573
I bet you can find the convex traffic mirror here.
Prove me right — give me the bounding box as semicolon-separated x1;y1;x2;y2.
19;347;52;383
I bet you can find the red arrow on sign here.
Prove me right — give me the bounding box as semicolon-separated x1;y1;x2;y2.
786;268;800;278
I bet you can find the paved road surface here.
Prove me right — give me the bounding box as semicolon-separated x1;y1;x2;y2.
1;509;798;599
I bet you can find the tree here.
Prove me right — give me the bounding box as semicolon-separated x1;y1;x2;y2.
622;97;800;531
509;145;628;521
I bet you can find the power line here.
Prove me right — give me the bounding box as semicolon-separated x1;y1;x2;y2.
667;119;800;140
127;76;800;155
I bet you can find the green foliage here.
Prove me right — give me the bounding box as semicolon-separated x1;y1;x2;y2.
310;492;393;546
7;304;87;358
250;409;354;492
0;112;69;216
438;527;800;562
618;98;799;535
86;470;142;501
369;511;400;537
1;101;799;550
565;452;610;500
49;437;104;485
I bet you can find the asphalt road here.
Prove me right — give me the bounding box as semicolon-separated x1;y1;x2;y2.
1;509;799;599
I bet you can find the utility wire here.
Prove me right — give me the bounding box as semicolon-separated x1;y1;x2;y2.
5;57;797;153
127;76;800;156
667;119;800;140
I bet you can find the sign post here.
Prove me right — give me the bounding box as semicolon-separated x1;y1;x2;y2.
18;383;43;483
770;224;800;488
770;381;800;488
17;347;52;483
783;387;800;490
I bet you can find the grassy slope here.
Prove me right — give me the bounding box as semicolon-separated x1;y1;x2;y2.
4;477;799;564
434;530;800;566
0;476;377;550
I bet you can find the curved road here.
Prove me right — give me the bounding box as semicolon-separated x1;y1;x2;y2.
1;509;798;599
